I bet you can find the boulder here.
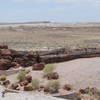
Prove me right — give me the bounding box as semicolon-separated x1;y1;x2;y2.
47;72;59;80
32;63;45;70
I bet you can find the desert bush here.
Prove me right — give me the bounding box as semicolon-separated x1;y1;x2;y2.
24;85;33;91
0;75;7;81
32;79;39;90
47;80;60;93
17;71;27;82
43;64;55;77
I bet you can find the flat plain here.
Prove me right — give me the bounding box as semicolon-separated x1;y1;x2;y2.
0;22;100;50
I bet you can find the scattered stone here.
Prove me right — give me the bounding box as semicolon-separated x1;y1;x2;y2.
32;63;45;70
25;75;32;83
47;72;59;80
63;84;72;91
44;86;49;93
3;80;10;86
11;83;19;90
19;80;29;86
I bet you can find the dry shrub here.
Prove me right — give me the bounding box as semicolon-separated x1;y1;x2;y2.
32;79;39;90
24;85;33;91
0;74;7;81
47;80;60;93
43;64;55;77
17;71;27;82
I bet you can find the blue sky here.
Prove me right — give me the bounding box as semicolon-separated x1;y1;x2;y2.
0;0;100;22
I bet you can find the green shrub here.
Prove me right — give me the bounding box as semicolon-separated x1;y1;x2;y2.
47;80;60;93
17;71;27;82
0;75;7;81
43;64;55;77
32;79;39;90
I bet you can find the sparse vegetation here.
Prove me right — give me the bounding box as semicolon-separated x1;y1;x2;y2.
32;79;39;90
47;80;60;93
17;71;27;82
24;85;33;91
43;64;55;77
0;75;7;81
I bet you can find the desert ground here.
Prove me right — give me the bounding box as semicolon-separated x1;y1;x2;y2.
1;22;100;100
0;22;100;50
7;57;100;91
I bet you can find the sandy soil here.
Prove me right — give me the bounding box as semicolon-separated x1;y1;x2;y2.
7;57;100;92
55;57;100;90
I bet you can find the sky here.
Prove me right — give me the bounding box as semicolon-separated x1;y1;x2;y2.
0;0;100;23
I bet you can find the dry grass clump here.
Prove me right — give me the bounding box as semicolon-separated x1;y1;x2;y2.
0;74;7;81
17;71;27;82
32;79;39;90
24;85;33;91
43;64;55;77
46;80;60;93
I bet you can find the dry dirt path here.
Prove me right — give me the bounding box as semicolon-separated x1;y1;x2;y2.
55;57;100;90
